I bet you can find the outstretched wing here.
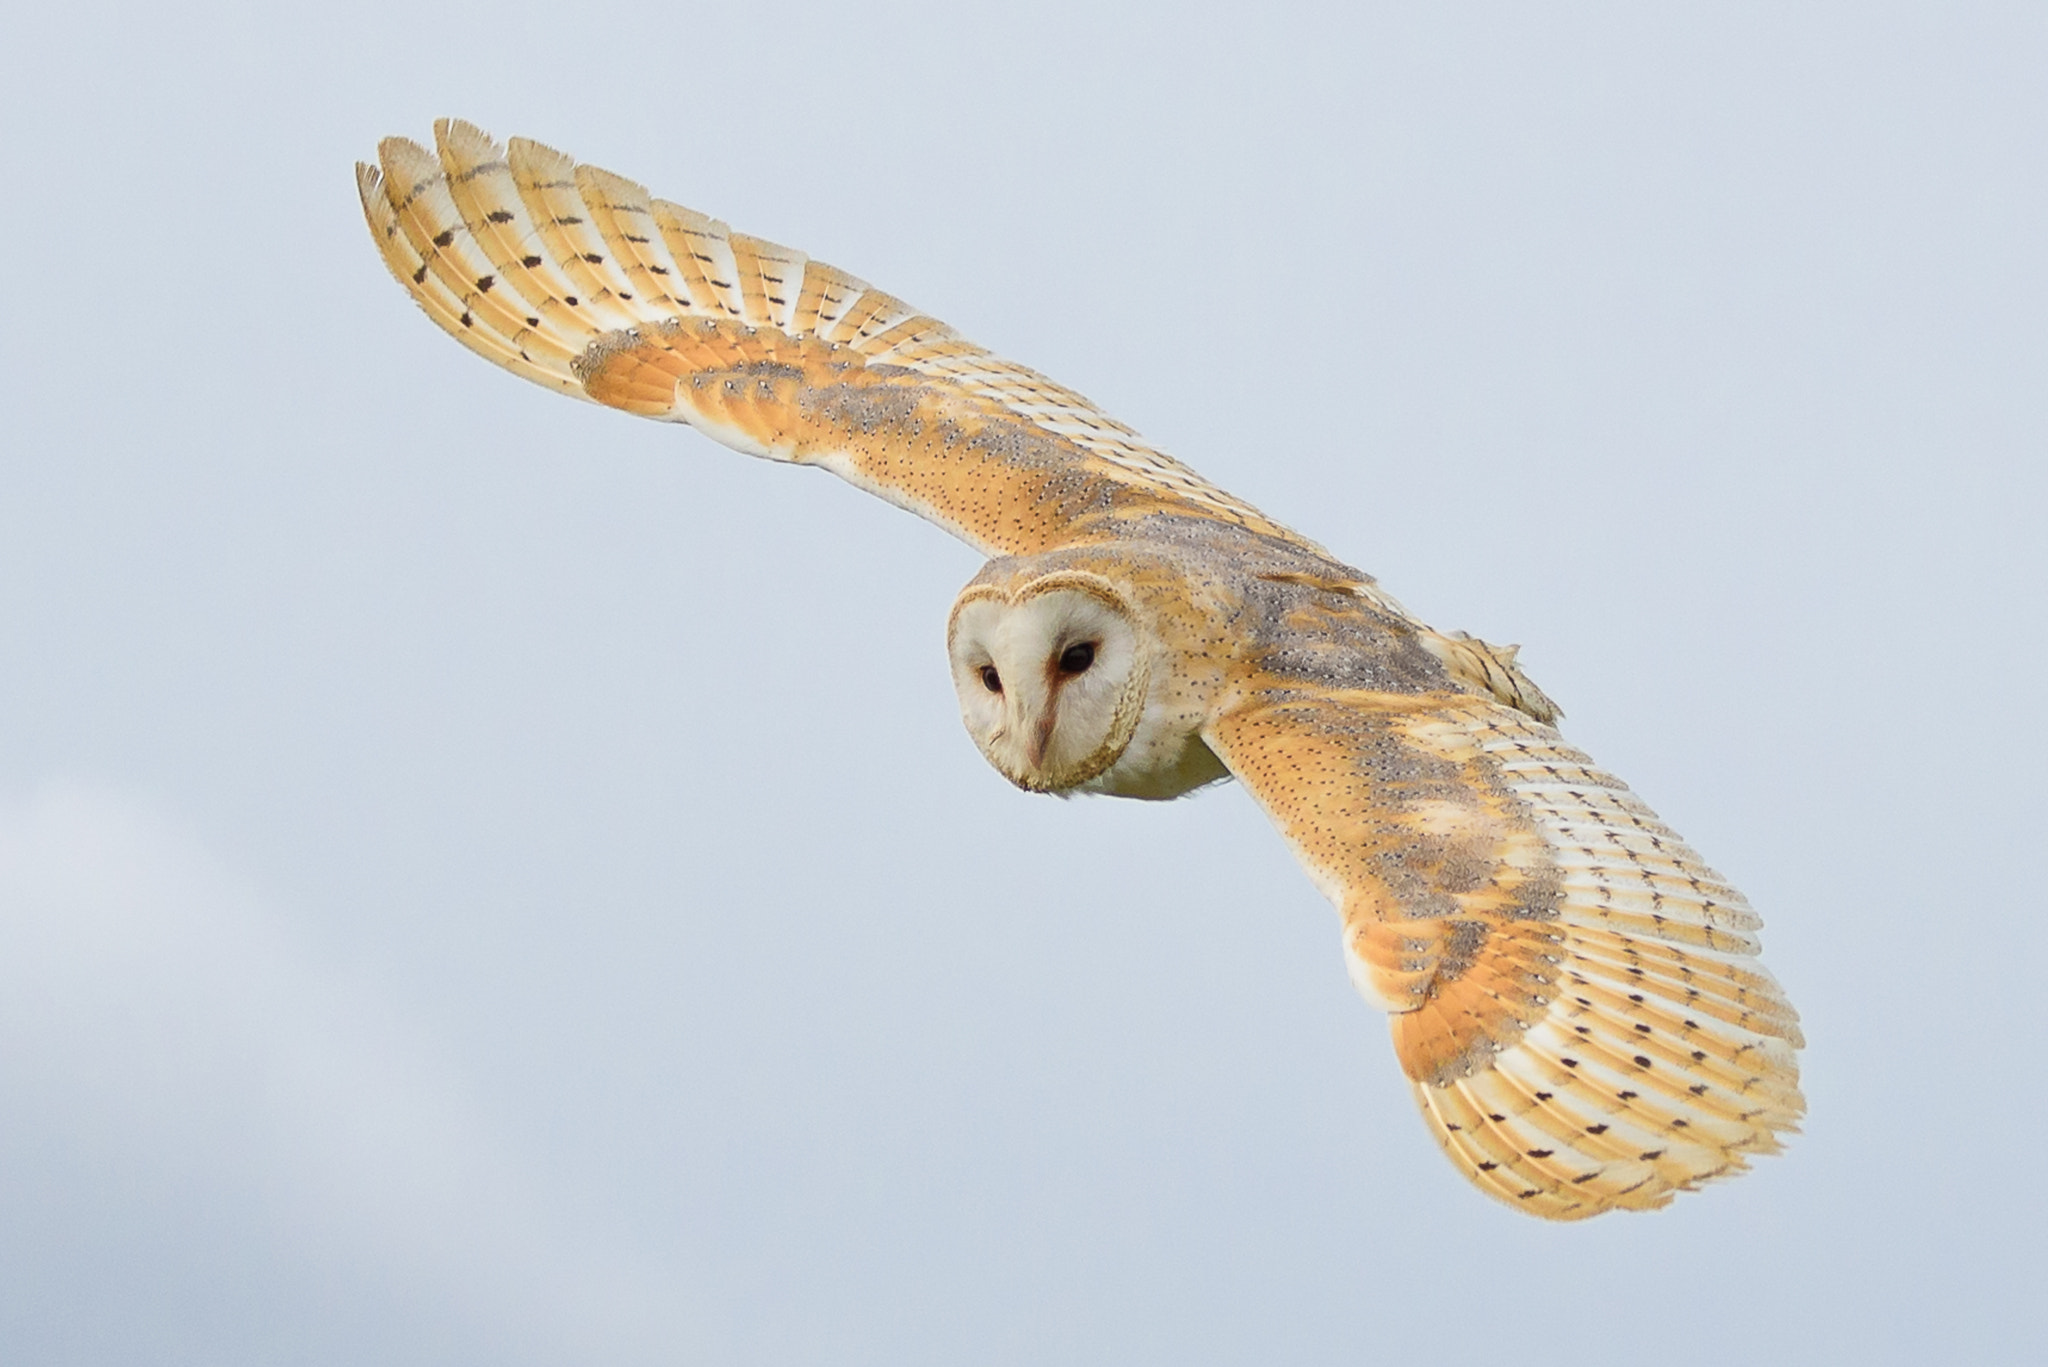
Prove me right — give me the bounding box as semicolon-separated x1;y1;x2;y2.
357;119;1315;558
1205;689;1803;1220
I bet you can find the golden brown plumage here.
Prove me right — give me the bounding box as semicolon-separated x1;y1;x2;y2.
1208;692;1801;1217
358;120;1803;1219
360;120;1304;556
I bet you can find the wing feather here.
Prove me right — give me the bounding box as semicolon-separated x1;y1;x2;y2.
417;126;608;362
360;150;580;396
503;137;649;333
358;119;1307;557
1206;691;1802;1220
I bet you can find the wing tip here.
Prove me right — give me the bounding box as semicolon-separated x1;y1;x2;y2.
1407;996;1804;1220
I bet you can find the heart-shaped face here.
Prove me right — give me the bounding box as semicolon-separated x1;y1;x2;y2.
946;573;1148;793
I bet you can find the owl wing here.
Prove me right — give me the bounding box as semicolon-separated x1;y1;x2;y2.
357;120;1318;559
1204;688;1804;1220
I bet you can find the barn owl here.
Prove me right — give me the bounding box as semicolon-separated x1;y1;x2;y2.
357;120;1803;1220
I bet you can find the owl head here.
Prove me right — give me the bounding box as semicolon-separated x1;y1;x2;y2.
946;569;1151;793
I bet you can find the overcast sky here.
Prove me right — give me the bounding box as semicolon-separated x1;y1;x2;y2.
2;4;2043;1364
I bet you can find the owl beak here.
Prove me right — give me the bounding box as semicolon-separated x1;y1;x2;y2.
1026;696;1058;769
993;671;1057;775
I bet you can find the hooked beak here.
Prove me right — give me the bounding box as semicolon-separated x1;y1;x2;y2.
991;671;1058;774
1026;693;1058;769
1019;672;1064;770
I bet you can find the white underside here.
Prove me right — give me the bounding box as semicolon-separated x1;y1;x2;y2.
1074;712;1231;800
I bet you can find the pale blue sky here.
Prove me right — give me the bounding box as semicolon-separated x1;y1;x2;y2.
2;4;2042;1363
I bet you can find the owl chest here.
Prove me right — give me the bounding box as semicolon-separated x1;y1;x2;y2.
1079;717;1232;800
1077;660;1234;800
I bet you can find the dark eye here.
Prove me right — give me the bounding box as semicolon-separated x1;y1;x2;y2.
1057;641;1096;675
980;665;1002;693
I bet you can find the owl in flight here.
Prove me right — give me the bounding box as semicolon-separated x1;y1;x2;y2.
358;120;1803;1220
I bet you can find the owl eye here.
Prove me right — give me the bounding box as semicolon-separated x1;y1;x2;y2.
1058;641;1097;675
980;665;1002;693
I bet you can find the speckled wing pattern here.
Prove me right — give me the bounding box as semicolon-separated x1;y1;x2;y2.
356;119;1314;558
1206;691;1802;1218
358;121;1802;1219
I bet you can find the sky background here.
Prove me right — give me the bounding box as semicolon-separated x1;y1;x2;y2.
2;3;2043;1363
